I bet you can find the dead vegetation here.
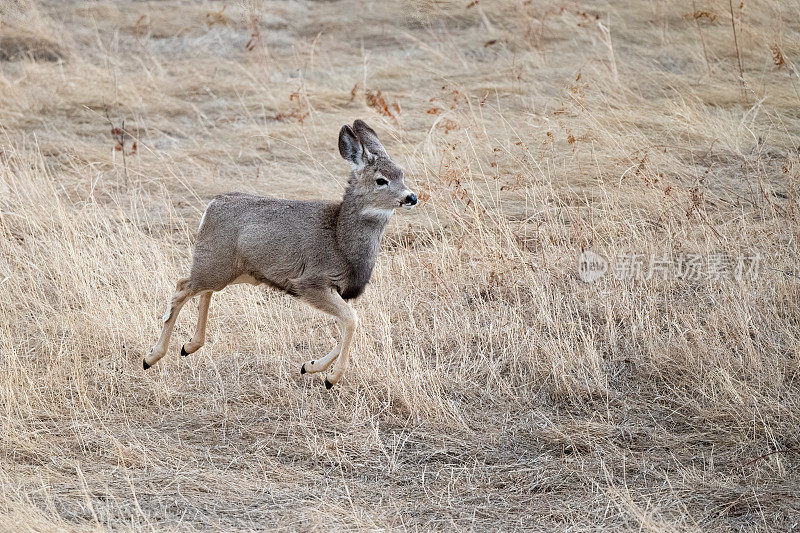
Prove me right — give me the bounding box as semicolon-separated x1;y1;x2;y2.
0;26;64;62
1;0;799;530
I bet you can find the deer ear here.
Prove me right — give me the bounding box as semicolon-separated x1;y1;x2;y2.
352;119;388;158
338;125;369;169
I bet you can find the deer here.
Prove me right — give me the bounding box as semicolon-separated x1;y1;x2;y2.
143;120;417;389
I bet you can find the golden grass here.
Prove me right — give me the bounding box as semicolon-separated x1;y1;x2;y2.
1;0;799;530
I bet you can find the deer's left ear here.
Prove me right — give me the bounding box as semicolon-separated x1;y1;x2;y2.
338;125;371;169
353;119;388;159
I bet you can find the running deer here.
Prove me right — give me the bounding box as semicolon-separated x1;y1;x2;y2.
143;120;417;389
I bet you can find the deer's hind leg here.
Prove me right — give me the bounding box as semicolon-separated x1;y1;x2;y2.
143;278;199;370
181;291;213;357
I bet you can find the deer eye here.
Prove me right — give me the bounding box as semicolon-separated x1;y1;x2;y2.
376;178;388;186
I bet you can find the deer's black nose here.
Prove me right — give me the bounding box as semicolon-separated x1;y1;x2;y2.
404;193;418;206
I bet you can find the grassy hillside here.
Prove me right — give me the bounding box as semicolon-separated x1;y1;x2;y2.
1;0;799;530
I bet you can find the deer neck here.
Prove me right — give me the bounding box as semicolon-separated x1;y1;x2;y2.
336;185;391;278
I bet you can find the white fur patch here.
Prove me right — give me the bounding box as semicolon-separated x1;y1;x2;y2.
361;207;394;219
232;273;262;286
349;160;366;173
198;200;215;230
162;309;171;323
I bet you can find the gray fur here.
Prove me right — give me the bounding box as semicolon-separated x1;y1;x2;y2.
188;120;414;300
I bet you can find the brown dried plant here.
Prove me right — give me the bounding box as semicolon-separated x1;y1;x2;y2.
771;43;786;68
365;90;400;122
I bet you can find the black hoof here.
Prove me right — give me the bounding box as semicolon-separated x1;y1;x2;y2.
142;359;151;370
180;345;189;357
300;363;307;375
324;379;334;390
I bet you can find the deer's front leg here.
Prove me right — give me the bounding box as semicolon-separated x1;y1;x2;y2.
300;323;342;375
297;287;357;390
300;344;340;375
323;312;357;389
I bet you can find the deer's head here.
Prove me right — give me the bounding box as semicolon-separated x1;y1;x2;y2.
338;120;417;211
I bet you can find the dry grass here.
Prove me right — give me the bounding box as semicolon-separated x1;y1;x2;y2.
1;0;799;530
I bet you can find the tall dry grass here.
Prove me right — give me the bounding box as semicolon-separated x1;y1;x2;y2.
1;0;799;530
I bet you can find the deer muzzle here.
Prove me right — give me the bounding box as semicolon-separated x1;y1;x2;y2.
401;192;418;208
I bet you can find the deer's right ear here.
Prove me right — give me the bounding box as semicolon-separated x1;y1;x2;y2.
339;125;367;169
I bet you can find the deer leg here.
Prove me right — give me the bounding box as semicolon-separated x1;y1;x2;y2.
143;278;196;369
181;291;213;356
324;313;357;389
298;289;357;389
300;323;341;375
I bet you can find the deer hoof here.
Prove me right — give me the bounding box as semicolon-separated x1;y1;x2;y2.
324;379;334;390
300;363;307;375
180;345;189;357
142;359;151;370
